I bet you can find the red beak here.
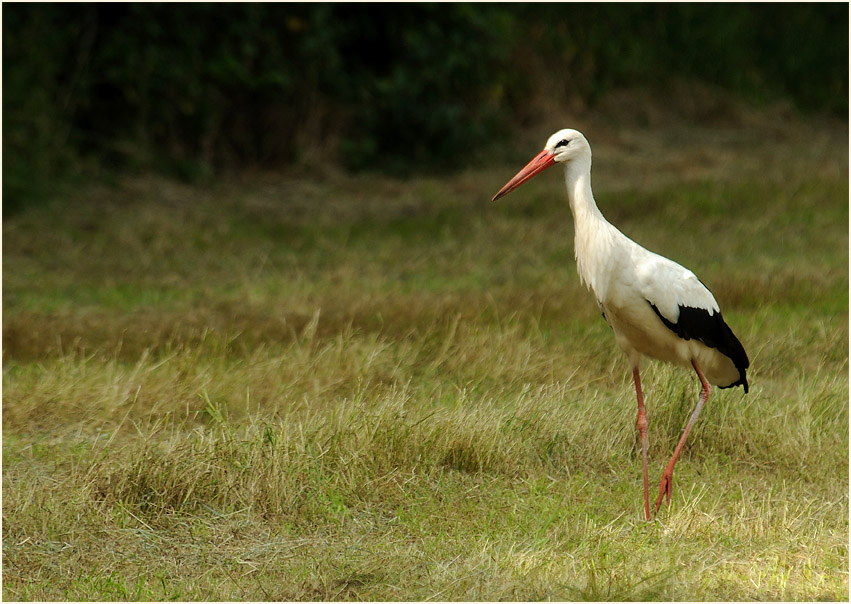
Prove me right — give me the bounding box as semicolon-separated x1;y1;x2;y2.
492;148;556;202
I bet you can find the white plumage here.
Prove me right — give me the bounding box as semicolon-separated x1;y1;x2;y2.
493;129;749;520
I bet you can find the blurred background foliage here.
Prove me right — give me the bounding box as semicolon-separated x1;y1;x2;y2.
3;3;848;214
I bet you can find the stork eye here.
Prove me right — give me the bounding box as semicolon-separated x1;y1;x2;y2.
555;139;570;149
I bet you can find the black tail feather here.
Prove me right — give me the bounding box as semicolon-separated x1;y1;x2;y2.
650;303;749;392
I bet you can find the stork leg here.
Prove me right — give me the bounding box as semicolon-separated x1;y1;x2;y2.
632;365;651;521
655;359;711;513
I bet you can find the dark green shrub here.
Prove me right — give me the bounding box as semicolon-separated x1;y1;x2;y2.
2;4;847;213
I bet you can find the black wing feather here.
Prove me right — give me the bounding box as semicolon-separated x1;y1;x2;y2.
650;303;750;392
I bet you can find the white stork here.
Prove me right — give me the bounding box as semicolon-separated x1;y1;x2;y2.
493;129;749;521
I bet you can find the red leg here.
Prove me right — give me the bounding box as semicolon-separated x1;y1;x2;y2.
633;366;651;521
655;359;711;513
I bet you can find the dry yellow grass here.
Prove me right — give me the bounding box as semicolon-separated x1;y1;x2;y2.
4;111;848;600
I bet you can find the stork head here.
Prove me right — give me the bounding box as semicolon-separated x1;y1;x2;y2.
492;128;591;201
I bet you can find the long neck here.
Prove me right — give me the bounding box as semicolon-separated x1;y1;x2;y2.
564;157;604;224
563;158;617;296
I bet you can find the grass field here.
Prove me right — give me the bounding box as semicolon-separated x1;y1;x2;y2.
3;112;849;600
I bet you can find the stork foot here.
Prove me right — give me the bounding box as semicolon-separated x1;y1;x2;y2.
654;468;673;513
